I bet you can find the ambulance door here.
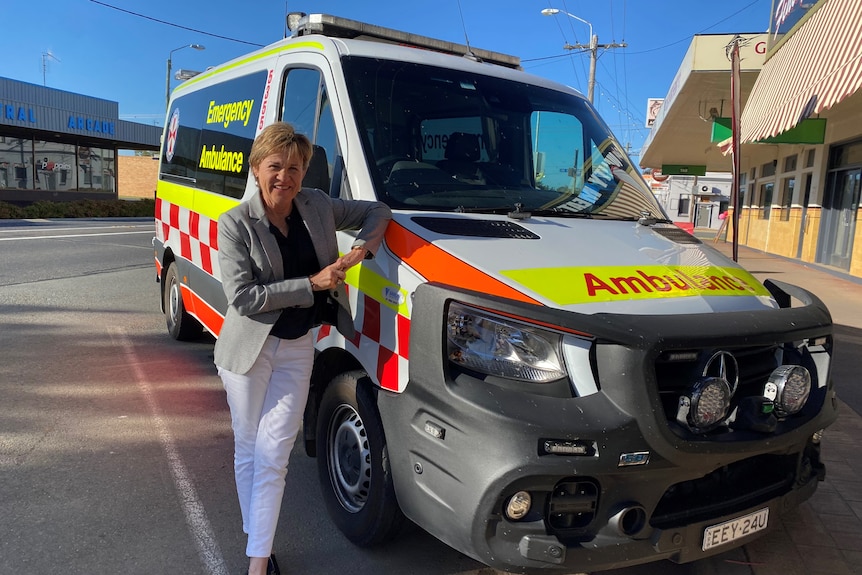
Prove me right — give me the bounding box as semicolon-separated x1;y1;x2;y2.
275;54;346;200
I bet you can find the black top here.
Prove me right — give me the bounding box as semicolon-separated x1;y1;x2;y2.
269;205;325;339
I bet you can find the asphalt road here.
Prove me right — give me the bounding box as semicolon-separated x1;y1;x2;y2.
0;218;511;575
0;218;849;575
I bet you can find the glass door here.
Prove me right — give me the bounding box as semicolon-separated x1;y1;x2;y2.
818;168;861;269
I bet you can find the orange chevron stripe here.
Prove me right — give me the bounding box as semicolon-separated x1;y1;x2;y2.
384;221;541;306
180;284;225;336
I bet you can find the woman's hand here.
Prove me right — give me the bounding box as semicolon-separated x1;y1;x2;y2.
309;261;346;291
338;246;367;270
309;247;367;291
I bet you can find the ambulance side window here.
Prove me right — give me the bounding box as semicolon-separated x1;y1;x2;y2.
160;70;265;200
281;68;339;197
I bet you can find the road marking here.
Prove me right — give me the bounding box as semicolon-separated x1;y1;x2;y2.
0;224;153;233
0;231;153;241
114;330;228;575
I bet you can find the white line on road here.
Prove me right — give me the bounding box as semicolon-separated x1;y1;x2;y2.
0;231;154;241
114;329;228;575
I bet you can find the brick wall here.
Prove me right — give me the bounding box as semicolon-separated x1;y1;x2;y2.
118;155;159;199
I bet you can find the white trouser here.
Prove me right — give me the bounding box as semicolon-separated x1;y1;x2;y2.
218;332;313;558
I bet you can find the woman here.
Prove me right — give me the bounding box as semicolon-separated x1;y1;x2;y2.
214;122;391;575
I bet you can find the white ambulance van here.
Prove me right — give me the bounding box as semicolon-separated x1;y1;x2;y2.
154;13;838;573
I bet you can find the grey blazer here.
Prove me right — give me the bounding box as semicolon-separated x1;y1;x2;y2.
213;188;391;374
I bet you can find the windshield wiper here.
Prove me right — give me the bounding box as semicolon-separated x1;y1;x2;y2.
453;205;513;214
526;208;594;218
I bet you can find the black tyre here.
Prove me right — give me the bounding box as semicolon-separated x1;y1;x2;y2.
163;262;202;341
316;370;406;546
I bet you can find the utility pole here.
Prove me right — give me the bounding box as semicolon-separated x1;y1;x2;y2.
564;35;627;103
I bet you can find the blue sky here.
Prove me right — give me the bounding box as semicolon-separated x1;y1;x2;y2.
4;0;771;160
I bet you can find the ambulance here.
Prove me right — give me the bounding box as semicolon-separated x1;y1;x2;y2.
154;13;838;572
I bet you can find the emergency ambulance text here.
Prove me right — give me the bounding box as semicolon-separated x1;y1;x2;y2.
206;99;255;128
199;144;244;173
583;267;759;298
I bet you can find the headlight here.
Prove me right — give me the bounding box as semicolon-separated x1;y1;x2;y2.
447;302;566;382
767;365;811;417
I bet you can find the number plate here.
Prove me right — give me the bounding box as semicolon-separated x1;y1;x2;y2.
702;508;769;551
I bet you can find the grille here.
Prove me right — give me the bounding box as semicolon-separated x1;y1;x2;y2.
412;216;540;239
652;226;703;244
651;453;799;528
655;344;782;436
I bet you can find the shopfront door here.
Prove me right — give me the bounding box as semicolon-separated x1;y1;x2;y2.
695;202;713;228
818;168;861;269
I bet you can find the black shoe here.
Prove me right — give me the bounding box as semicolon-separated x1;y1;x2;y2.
268;554;280;575
242;554;280;575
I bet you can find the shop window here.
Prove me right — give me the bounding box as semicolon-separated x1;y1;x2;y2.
0;137;34;189
34;140;77;191
759;182;773;219
783;154;797;172
829;140;862;167
779;177;794;221
677;194;691;216
761;161;777;178
805;149;816;168
77;146;115;192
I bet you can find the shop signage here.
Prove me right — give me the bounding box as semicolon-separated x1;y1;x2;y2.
711;117;825;144
67;115;115;135
661;164;707;176
3;104;37;124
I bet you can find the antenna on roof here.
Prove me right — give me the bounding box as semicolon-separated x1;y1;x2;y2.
455;0;479;62
41;51;60;86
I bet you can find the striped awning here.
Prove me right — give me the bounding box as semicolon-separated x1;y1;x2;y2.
741;0;862;143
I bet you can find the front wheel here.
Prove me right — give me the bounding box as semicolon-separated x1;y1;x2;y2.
163;262;202;341
316;370;406;546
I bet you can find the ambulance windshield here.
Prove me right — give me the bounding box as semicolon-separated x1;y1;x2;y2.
343;57;664;219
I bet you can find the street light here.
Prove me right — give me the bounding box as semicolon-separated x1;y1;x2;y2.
166;43;205;109
541;8;626;103
540;8;593;51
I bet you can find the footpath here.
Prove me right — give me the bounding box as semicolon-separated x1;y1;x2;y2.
697;235;862;575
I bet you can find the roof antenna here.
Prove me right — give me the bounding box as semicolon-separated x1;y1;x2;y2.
41;51;60;86
456;0;480;62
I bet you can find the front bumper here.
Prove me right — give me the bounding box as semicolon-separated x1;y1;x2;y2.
377;281;837;573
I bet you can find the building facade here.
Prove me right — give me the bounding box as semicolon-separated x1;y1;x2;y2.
737;0;862;278
0;77;161;204
647;171;732;232
641;0;862;280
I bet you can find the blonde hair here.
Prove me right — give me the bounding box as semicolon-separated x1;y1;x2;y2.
249;122;313;170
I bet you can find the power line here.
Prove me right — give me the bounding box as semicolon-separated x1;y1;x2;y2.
623;0;763;55
88;0;264;47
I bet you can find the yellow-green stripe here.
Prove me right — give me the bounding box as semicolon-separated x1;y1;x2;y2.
345;260;410;318
173;41;325;96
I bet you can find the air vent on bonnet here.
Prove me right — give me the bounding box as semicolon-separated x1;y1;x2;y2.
652;226;702;245
412;217;540;239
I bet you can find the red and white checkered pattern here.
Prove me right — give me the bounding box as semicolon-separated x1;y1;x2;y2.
315;285;411;393
155;197;220;278
157;196;410;393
